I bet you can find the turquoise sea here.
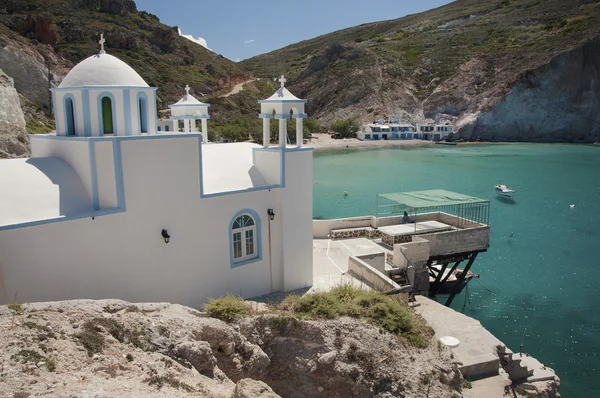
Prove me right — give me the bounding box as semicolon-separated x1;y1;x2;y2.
313;144;600;397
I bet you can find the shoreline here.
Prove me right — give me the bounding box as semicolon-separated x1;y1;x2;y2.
304;133;600;152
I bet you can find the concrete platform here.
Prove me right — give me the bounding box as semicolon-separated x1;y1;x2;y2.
463;375;510;398
414;296;506;379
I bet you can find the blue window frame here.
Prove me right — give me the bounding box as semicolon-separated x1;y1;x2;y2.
229;209;262;268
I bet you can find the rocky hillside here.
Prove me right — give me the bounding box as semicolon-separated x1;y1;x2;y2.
241;0;600;142
0;0;250;116
0;298;463;398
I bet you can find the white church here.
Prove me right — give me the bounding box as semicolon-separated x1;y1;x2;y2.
0;36;313;307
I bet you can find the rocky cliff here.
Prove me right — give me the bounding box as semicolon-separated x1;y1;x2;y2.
459;36;600;141
0;0;249;126
241;0;600;142
0;68;28;158
0;299;460;398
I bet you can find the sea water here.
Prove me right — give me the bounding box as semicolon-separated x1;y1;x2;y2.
313;144;600;397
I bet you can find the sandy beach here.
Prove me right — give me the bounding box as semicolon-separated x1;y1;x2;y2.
304;133;437;151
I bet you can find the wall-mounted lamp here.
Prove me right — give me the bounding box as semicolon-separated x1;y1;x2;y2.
161;229;171;244
267;209;275;221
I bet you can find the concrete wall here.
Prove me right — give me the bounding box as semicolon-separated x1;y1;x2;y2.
357;252;386;273
313;211;487;238
347;256;400;291
421;226;490;256
313;216;373;238
0;137;314;308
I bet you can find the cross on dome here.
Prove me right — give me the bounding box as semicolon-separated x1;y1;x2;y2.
99;33;106;54
185;85;190;95
278;75;286;88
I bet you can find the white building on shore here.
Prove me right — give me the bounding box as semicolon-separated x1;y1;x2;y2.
358;120;453;141
0;38;313;307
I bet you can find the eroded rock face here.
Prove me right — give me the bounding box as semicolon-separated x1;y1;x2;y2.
0;300;459;398
459;37;600;142
0;69;25;128
0;41;54;108
0;68;28;158
100;0;137;15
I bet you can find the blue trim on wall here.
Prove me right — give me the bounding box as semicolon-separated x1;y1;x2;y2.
228;208;262;268
197;134;203;197
0;208;126;232
259;113;292;120
51;91;59;135
202;184;280;199
82;89;92;137
169;103;210;108
88;140;99;210
51;86;158;92
123;88;132;136
97;92;117;136
113;139;126;210
31;133;203;142
169;115;210;120
258;99;307;103
63;94;77;136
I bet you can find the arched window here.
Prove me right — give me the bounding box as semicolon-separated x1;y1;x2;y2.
230;212;260;266
157;126;161;132
101;96;114;135
65;97;76;136
138;93;148;134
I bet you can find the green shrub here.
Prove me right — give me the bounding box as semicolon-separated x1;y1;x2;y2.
203;294;250;322
276;285;431;346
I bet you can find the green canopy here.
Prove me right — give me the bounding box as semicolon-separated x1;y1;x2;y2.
378;190;487;210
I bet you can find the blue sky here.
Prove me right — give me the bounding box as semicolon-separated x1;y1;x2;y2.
135;0;453;61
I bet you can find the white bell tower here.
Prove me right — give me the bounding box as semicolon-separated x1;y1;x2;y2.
258;75;307;148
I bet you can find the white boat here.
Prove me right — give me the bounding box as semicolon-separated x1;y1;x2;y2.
495;184;515;198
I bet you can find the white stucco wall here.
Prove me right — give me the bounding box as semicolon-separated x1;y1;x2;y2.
31;138;93;202
93;140;117;209
253;150;282;186
280;150;313;291
0;136;292;307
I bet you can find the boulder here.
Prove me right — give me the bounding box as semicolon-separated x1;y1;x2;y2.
232;378;281;398
0;69;26;129
175;341;217;375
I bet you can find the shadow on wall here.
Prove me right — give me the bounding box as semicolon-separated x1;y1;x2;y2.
26;157;93;216
248;165;268;187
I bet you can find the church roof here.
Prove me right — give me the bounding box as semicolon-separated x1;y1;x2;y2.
259;87;306;103
0;157;94;228
169;94;209;108
58;53;149;88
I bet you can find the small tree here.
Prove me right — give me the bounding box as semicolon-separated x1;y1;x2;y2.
304;117;322;136
331;119;360;138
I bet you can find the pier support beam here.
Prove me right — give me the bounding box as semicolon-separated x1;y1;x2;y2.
445;252;478;307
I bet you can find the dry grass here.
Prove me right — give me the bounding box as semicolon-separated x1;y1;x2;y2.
203;294;250;322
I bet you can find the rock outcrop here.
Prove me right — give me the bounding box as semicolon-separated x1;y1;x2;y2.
0;68;28;158
0;299;459;397
459;36;600;142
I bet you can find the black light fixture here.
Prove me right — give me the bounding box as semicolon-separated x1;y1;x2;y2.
161;229;171;244
267;208;275;221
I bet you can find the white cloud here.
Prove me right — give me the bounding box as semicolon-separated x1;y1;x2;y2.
178;28;211;51
244;39;255;44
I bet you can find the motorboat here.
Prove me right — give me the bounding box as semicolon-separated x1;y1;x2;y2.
495;184;514;198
